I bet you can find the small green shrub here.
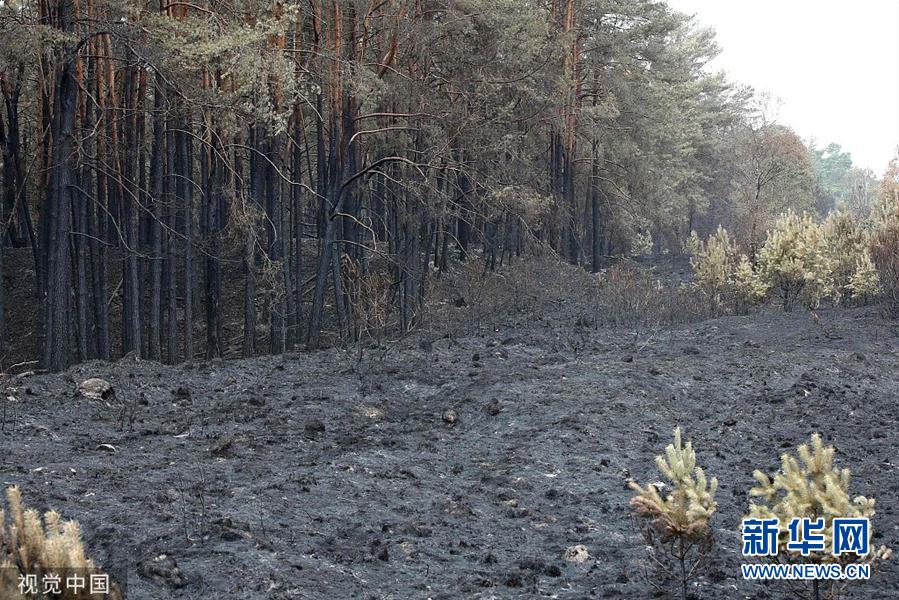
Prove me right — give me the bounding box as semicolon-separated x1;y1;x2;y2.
691;211;886;312
869;194;899;317
688;227;766;313
748;434;891;600
756;211;832;311
846;252;880;303
688;226;736;306
630;428;717;600
822;211;878;305
731;254;768;312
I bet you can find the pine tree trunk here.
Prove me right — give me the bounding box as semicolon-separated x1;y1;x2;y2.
91;63;109;359
266;134;285;353
591;139;601;273
165;104;178;363
242;126;258;357
42;0;78;370
201;113;222;359
148;77;164;360
291;111;305;347
179;119;194;360
121;65;143;357
73;188;89;361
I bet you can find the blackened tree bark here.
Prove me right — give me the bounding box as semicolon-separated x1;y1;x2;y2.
455;153;472;261
121;65;143;357
179;119;194;360
242;125;259;357
148;76;164;360
41;0;79;371
563;146;578;264
290;106;306;347
73;182;89;361
200;96;223;359
90;60;109;359
165;97;178;363
590;138;601;273
266;133;286;353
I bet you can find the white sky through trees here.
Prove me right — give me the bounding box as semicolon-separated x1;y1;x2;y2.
665;0;899;174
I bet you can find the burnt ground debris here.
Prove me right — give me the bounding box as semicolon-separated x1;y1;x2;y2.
1;303;899;599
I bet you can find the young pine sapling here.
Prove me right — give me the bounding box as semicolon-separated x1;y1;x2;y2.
630;428;718;600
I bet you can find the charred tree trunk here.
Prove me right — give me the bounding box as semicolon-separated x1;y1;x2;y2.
455;156;472;261
148;77;164;360
73;183;89;361
42;0;79;370
590;139;601;273
201;114;222;359
90;65;109;359
266;134;286;353
563;146;578;265
121;65;143;357
243;126;259;357
290;109;305;347
179;118;194;359
165;100;178;363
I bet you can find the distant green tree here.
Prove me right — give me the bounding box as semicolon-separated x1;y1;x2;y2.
808;142;854;214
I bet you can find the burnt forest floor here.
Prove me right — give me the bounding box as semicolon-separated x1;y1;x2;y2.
2;261;899;600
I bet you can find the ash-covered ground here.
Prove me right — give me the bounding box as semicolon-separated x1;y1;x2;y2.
2;301;898;599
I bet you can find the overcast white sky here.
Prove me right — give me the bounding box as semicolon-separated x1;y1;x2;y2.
665;0;899;174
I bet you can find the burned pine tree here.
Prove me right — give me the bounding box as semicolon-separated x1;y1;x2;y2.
0;0;779;369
